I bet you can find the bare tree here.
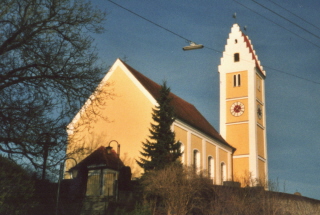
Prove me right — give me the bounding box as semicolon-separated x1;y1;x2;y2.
0;0;106;176
141;163;213;215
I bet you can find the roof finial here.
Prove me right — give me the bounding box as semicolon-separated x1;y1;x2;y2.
233;13;237;23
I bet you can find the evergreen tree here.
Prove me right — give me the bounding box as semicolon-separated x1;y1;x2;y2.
137;82;182;171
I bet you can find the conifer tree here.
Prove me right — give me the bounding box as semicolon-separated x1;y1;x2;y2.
137;82;181;171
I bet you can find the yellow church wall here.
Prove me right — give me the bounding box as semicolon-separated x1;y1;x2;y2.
191;134;202;168
66;65;154;176
206;143;216;183
174;125;188;164
256;74;263;102
233;157;249;182
258;159;266;183
226;99;248;123
191;134;202;151
257;125;265;158
226;123;249;155
219;149;228;172
226;71;248;99
206;142;216;162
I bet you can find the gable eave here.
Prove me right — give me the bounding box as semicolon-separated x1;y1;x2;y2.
67;58;157;135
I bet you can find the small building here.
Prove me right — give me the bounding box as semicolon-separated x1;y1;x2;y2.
68;145;131;199
61;145;131;214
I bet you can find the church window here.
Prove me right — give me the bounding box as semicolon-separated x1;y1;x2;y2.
180;143;185;164
233;74;241;87
208;156;214;179
221;162;226;184
193;149;200;171
234;53;240;62
235;39;238;44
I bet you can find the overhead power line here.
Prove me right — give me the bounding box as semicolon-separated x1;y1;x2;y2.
232;0;320;50
107;0;192;43
252;0;320;41
107;0;320;85
267;0;320;32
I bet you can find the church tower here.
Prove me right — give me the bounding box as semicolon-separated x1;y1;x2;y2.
218;24;268;185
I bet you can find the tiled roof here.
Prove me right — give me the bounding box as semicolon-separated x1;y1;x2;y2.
120;60;234;149
72;146;124;171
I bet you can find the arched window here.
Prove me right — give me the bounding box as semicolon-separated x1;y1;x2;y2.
193;149;200;171
208;156;214;180
180;143;185;164
221;162;226;184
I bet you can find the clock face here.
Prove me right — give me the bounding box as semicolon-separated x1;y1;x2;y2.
257;104;262;119
230;102;245;117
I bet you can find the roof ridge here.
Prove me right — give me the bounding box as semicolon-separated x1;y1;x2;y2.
119;59;233;149
241;31;265;76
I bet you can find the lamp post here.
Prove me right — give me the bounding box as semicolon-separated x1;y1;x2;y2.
106;140;121;202
55;157;77;215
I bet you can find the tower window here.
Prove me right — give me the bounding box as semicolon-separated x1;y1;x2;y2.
234;53;240;62
233;74;241;87
235;39;238;44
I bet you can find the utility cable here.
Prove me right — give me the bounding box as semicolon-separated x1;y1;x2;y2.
232;0;320;50
252;0;320;41
107;0;192;43
267;0;320;32
107;0;320;85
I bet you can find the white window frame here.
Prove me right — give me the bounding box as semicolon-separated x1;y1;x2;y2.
221;162;226;184
208;156;214;180
193;149;200;172
180;143;185;165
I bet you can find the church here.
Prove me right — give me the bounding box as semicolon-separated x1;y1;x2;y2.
65;23;268;186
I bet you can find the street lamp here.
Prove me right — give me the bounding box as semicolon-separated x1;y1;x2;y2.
106;140;121;202
106;140;120;157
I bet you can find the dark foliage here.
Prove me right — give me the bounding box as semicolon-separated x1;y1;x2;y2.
0;155;37;214
137;82;181;171
0;0;106;174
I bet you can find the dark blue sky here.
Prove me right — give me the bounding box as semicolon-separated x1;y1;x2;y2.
89;0;320;200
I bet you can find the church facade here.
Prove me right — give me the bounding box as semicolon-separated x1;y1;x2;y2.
66;24;268;186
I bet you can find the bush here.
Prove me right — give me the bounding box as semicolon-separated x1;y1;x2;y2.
140;163;213;215
0;156;37;214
